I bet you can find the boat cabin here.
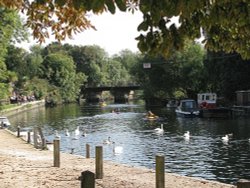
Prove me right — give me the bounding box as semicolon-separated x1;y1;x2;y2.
197;93;217;109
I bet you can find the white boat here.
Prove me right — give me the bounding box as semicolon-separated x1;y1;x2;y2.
0;117;11;128
175;99;200;118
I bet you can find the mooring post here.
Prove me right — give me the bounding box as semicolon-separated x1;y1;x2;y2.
95;146;103;179
80;170;95;188
156;154;165;188
86;144;90;158
237;179;250;188
17;126;20;137
27;131;31;143
53;139;60;167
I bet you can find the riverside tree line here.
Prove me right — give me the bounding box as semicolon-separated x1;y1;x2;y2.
1;6;250;107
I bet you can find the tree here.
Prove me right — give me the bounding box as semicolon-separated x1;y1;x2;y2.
42;53;87;102
1;0;249;59
205;52;250;102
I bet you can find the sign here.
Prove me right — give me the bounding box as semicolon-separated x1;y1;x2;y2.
143;63;151;69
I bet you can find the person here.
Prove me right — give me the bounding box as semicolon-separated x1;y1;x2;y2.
147;111;155;117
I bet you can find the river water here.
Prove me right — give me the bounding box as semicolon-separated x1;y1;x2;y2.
8;102;250;185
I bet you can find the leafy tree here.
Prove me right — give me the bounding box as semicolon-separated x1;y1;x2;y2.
173;41;206;99
205;52;250;102
69;45;108;87
1;1;249;59
104;59;130;86
133;41;205;102
42;53;87;102
0;8;27;100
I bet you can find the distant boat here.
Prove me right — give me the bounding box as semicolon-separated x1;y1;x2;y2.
0;117;11;128
175;99;200;118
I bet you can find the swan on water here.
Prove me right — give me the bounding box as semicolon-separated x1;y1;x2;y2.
113;142;123;155
75;126;80;136
54;130;61;139
183;131;190;139
222;134;229;142
103;137;112;144
154;124;164;133
65;129;70;137
82;130;87;137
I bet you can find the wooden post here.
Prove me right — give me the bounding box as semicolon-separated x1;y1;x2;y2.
156;155;165;188
17;126;20;137
33;128;38;148
80;170;95;188
95;146;103;179
53;139;60;167
237;179;250;188
27;131;31;143
86;144;90;158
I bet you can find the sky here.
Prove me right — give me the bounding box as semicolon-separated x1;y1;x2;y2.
18;10;143;56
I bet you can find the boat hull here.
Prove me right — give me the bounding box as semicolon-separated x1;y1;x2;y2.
175;109;200;118
199;108;232;118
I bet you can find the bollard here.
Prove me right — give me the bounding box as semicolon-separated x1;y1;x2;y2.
27;131;31;143
237;179;250;188
17;126;20;137
156;155;165;188
80;170;95;188
95;146;103;179
53;139;60;167
33;128;38;148
86;144;90;158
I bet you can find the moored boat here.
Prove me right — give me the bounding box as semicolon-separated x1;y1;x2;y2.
0;117;11;128
198;93;232;118
175;99;200;118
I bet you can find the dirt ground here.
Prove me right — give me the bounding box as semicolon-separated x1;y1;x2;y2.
0;129;236;188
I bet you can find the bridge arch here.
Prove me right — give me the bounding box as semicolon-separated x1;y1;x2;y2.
81;86;140;103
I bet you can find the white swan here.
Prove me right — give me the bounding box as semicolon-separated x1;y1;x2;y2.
75;126;80;136
154;124;164;133
222;134;229;142
65;129;70;137
183;131;190;139
82;130;87;137
54;130;61;139
103;137;112;144
113;142;123;155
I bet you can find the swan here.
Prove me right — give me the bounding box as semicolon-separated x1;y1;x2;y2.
154;124;164;133
54;130;61;139
222;134;229;142
103;137;112;144
65;129;70;137
183;131;190;139
75;126;80;136
113;142;123;155
82;130;87;137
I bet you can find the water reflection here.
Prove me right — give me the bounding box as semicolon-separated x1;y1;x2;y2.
7;102;250;185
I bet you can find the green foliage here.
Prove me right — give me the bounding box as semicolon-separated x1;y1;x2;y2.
132;41;206;101
205;52;250;101
42;53;87;102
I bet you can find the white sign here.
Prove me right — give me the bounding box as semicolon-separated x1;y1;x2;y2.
143;63;151;69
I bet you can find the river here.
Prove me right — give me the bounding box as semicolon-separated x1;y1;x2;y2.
7;102;250;185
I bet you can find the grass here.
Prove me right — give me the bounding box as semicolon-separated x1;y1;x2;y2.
0;104;19;112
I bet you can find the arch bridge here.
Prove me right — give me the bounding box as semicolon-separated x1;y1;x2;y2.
82;85;141;103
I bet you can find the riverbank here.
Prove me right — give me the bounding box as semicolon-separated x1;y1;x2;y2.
0;129;235;188
0;100;45;117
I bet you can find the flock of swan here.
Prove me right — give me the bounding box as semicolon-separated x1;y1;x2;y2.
153;124;250;144
53;124;250;156
54;126;123;155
